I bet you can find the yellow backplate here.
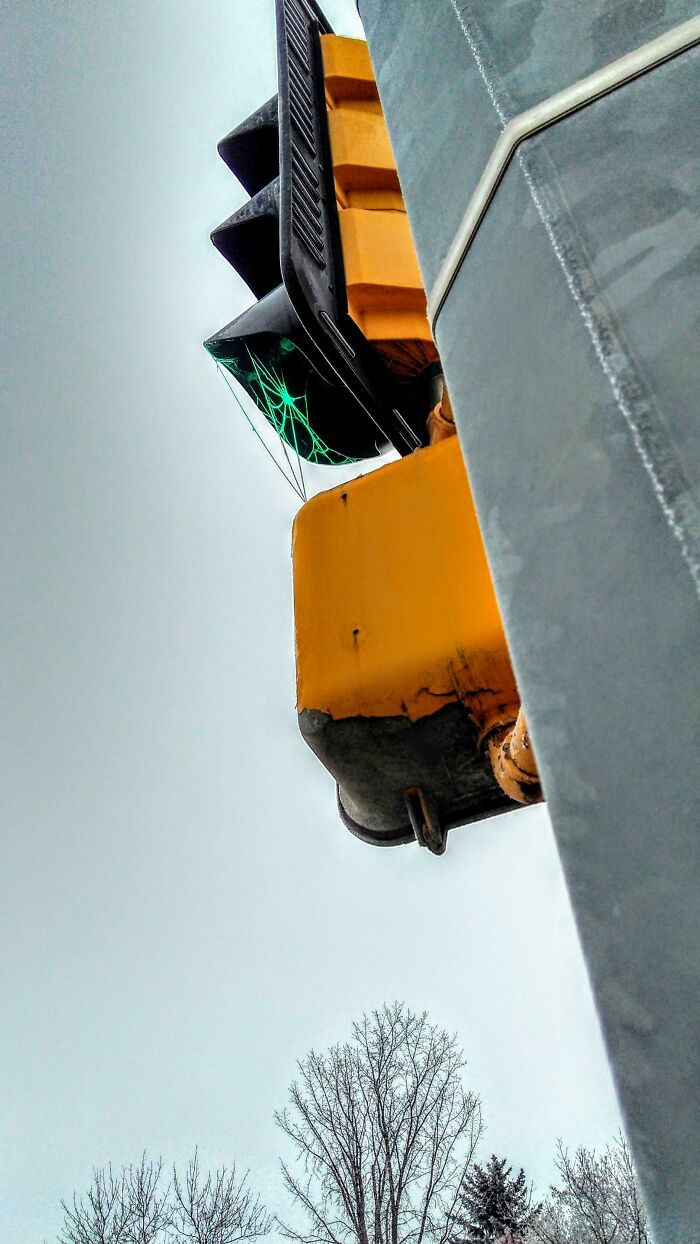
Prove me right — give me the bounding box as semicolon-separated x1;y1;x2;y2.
293;436;519;742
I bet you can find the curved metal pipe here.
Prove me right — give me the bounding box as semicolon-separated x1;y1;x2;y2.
427;385;456;444
486;710;542;805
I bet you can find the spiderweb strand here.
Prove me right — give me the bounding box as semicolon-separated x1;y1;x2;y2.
277;414;307;501
215;363;306;501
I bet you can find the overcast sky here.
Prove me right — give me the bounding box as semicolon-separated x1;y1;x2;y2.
2;3;622;1241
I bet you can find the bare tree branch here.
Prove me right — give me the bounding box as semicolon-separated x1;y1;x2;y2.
59;1165;133;1244
169;1149;272;1244
124;1155;172;1244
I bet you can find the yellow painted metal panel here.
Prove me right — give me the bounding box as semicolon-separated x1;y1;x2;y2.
338;208;432;344
293;436;519;739
321;34;377;101
327;107;401;201
339;208;424;304
321;33;434;362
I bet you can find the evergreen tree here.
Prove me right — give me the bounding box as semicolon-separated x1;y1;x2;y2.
449;1155;540;1243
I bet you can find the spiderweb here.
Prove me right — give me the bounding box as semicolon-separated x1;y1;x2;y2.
210;337;359;500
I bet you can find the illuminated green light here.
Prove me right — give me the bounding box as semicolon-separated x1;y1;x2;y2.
211;338;358;467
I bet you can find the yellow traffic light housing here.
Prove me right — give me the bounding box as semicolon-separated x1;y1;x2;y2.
287;31;539;848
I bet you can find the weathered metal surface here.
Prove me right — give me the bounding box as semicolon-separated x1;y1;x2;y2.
358;0;700;1237
300;702;514;845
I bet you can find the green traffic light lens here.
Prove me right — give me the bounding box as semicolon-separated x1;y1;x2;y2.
205;334;360;466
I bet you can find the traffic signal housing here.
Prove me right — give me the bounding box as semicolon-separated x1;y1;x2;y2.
205;0;438;464
205;1;537;849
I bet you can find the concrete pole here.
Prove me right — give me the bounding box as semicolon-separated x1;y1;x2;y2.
357;1;700;1238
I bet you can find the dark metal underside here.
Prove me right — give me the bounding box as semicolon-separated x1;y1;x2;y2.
299;700;516;847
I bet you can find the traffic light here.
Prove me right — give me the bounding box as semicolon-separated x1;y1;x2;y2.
205;1;539;850
205;0;437;464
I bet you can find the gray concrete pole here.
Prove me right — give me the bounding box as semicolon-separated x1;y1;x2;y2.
357;1;700;1238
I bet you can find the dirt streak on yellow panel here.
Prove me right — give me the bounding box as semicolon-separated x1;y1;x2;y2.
293;436;519;739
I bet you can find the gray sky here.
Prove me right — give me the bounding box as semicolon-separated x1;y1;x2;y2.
1;3;622;1241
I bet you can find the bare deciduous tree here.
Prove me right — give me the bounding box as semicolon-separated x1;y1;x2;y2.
60;1164;132;1244
531;1134;648;1244
276;1002;483;1244
170;1150;273;1244
59;1153;269;1244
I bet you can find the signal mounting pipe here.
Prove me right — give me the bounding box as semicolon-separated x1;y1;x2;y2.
484;711;541;806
